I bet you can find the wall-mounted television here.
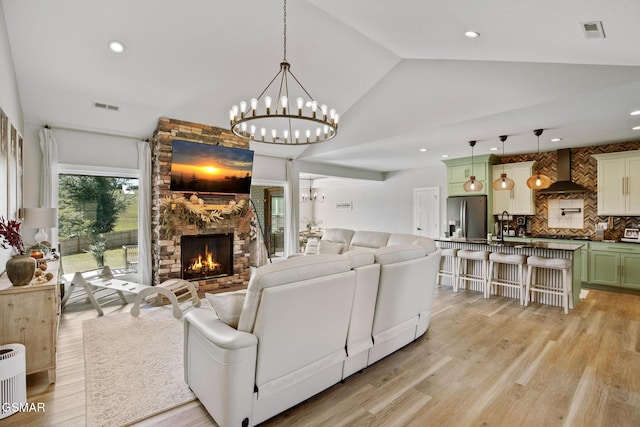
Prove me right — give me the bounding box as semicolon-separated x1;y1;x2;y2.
170;140;254;194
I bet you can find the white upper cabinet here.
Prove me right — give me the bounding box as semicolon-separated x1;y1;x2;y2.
592;150;640;215
492;161;536;215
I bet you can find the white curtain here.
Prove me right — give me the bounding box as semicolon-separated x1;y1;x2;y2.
284;160;300;256
38;127;59;248
137;140;152;285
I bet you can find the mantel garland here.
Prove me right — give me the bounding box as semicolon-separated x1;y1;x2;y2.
160;196;249;238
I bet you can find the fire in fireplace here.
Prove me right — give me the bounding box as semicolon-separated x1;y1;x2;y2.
181;234;234;280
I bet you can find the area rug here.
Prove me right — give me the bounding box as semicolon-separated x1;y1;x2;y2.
83;304;203;426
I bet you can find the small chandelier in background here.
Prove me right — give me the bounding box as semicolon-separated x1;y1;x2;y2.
526;129;552;190
229;0;339;145
463;140;483;192
301;179;324;203
493;135;515;191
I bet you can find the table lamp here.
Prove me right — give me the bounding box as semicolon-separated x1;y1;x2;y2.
23;207;58;252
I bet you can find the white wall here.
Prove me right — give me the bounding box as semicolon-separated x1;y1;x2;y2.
1;5;23;270
252;155;287;182
310;164;448;234
0;3;22;132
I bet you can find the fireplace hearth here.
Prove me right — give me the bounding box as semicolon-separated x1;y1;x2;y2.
181;234;233;280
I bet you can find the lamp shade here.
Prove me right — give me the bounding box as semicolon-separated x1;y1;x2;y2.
463;140;483;192
493;135;514;190
493;173;515;190
526;171;552;190
23;208;58;229
463;176;483;192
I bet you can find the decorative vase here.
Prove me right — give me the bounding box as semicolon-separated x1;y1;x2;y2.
6;255;37;286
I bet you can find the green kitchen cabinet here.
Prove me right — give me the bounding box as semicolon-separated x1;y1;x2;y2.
620;252;640;289
580;244;588;283
443;154;498;235
588;242;640;289
443;154;497;197
449;163;486;183
589;250;619;286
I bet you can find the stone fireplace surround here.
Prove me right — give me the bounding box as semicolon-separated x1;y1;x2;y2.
151;117;251;294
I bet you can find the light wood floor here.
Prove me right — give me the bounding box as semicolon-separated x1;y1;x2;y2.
6;285;640;426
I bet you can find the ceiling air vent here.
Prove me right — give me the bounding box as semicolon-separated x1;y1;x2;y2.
94;102;120;111
580;21;605;39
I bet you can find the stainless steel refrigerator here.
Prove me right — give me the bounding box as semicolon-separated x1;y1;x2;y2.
446;195;487;239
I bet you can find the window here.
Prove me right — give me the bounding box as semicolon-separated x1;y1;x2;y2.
58;173;139;275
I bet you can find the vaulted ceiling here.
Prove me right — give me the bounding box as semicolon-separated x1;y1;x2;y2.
3;0;640;171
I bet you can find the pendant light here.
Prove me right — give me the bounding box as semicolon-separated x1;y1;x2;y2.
526;129;552;190
493;135;515;190
463;140;483;192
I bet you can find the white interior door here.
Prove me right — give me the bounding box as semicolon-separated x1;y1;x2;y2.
413;187;440;237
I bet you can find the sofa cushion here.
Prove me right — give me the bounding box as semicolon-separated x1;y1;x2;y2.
320;228;355;247
374;244;428;265
206;290;247;328
350;231;391;250
387;234;438;254
304;238;319;255
318;240;344;254
342;248;375;268
386;233;422;246
412;237;438;254
237;254;353;332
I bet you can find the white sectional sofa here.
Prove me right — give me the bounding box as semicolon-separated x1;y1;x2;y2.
183;229;441;427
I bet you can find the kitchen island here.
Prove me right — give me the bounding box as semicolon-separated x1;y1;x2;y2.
435;237;584;309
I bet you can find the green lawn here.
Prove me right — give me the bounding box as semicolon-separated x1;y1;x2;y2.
113;190;138;232
60;183;140;275
62;248;128;273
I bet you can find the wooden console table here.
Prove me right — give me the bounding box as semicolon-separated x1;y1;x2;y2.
0;260;61;383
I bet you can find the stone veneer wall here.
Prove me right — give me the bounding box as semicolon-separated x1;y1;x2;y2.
151;117;251;293
497;139;640;240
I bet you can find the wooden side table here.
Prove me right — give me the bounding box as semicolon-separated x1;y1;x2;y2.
0;259;60;383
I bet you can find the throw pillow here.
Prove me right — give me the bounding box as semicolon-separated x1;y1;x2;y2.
205;290;247;328
304;238;319;255
318;240;344;254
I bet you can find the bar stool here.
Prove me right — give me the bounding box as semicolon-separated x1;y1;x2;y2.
488;252;528;304
525;256;572;314
456;249;490;297
437;248;458;287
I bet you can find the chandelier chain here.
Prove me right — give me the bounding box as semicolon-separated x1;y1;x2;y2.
283;0;287;61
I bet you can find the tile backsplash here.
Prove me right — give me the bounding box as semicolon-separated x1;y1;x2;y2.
547;199;584;229
497;139;640;240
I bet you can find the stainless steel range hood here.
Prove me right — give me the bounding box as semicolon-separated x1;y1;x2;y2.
537;148;592;194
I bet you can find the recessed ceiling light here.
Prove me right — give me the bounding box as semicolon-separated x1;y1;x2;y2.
633;126;640;130
108;40;125;53
419;148;428;152
441;154;449;158
464;31;480;38
489;147;499;151
631;110;640;116
551;138;562;142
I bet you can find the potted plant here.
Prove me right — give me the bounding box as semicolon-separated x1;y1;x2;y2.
1;216;36;286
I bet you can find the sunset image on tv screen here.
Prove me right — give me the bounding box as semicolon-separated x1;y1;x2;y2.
170;140;254;194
